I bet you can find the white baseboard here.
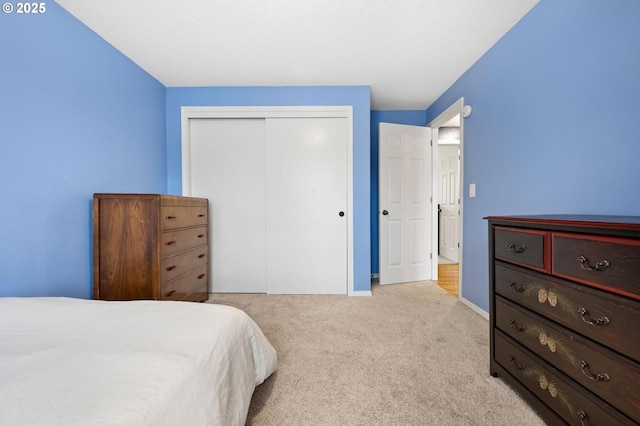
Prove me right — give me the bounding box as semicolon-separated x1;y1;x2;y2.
351;290;372;297
459;296;489;321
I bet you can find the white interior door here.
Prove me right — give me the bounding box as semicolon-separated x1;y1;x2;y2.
379;122;432;285
438;144;460;262
189;118;267;293
266;118;347;294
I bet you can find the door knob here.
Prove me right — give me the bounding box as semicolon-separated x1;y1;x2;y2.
382;210;389;215
339;211;345;217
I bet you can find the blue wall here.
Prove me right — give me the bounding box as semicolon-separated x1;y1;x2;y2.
425;0;640;312
166;86;372;292
369;110;427;275
0;2;166;298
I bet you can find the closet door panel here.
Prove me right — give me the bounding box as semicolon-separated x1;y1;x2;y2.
265;117;348;294
190;118;267;293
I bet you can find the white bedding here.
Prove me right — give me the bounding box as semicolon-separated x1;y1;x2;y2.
0;297;277;426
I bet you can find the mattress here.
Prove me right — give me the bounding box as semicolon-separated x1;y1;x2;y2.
0;297;277;426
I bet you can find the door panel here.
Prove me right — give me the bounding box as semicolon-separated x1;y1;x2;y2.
379;122;432;285
438;145;459;262
265;118;348;294
189;118;267;293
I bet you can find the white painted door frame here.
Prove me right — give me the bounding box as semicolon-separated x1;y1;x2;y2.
428;97;466;294
181;106;355;295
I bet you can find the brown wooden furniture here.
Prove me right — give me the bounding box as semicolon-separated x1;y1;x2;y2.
93;194;209;302
486;215;640;425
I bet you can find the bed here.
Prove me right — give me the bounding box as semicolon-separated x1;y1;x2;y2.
0;297;277;426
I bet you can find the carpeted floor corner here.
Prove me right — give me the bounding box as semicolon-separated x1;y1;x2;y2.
208;281;546;426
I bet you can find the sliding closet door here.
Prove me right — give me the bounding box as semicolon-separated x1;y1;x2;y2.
189;118;267;293
266;118;348;294
188;115;348;294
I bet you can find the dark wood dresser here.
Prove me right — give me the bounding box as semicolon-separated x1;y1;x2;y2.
93;194;209;302
486;215;640;425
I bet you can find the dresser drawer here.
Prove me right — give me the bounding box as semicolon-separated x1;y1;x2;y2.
494;227;550;272
161;206;208;230
160;226;208;257
552;232;640;301
161;265;208;301
161;246;208;283
495;331;635;425
496;296;640;423
495;262;640;362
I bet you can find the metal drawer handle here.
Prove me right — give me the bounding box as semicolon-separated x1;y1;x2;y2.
509;319;526;332
508;281;525;292
508;355;526;370
165;240;176;246
198;214;205;217
577;255;609;271
508;243;526;253
577;410;590;426
579;360;610;382
166;215;177;220
165;265;177;271
197;274;206;279
198;254;206;259
578;308;610;326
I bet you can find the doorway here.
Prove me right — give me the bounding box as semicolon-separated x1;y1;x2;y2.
429;98;465;298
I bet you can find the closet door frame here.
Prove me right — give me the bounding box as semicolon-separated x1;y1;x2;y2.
180;106;355;295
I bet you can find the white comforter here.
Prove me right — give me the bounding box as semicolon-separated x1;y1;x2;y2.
0;297;277;426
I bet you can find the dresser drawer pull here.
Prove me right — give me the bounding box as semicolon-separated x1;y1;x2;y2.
509;319;526;332
165;290;176;297
198;254;206;259
165;265;177;271
166;215;177;220
508;243;526;253
577;410;590;426
508;355;526;370
198;234;205;238
578;360;610;382
577;255;609;271
508;281;525;292
165;240;177;246
197;274;206;279
198;214;205;217
578;307;610;326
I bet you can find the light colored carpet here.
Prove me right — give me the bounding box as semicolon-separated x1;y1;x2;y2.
208;281;546;426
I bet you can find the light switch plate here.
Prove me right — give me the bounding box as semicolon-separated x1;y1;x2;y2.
470;183;476;198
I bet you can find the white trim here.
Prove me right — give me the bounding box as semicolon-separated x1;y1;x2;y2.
428;97;465;299
460;296;489;321
180;105;355;296
352;290;373;297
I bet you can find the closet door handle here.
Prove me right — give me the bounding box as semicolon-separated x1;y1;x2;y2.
382;210;389;216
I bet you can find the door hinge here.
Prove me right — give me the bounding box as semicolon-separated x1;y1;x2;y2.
458;242;460;248
430;252;432;259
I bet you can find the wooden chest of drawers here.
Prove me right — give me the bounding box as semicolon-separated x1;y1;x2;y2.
93;194;209;302
486;215;640;425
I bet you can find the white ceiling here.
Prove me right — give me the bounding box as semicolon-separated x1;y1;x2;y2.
55;0;538;110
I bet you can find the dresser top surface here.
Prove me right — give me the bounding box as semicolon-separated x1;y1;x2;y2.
484;214;640;229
